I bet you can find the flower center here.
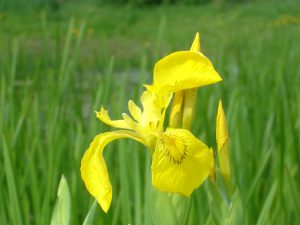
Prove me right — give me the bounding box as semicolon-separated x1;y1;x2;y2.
159;133;187;164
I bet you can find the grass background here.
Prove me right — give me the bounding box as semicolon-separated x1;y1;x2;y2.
1;0;300;224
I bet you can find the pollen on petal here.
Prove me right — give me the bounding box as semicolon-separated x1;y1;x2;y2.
152;128;212;196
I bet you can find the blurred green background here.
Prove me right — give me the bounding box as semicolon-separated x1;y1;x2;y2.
1;0;300;224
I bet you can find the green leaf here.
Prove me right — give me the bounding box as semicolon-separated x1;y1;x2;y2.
224;189;244;225
2;135;23;225
82;201;97;225
50;175;71;225
256;181;277;225
150;186;191;225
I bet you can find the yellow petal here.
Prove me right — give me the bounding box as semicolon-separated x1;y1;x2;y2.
153;51;222;93
140;87;161;124
96;107;131;130
152;128;212;196
169;90;184;128
122;112;137;129
190;32;200;52
179;32;200;129
120;112;157;151
80;130;144;212
140;86;172;129
182;88;198;130
128;100;142;123
216;100;231;185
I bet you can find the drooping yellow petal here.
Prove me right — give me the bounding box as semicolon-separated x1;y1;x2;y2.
190;32;200;52
80;130;145;212
96;107;131;130
169;90;184;128
152;128;212;196
216;100;231;185
153;51;222;93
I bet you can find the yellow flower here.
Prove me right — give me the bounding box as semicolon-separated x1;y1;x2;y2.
168;33;220;129
81;33;222;212
152;128;212;195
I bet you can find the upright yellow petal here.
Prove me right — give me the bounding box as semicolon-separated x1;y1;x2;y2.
182;88;198;130
140;88;161;124
153;51;222;93
169;33;201;130
216;100;231;186
128;100;142;123
180;32;200;129
190;32;200;52
140;86;172;129
169;90;184;128
80;130;145;212
152;128;212;196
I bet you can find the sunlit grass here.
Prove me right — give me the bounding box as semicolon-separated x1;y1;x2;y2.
1;0;300;224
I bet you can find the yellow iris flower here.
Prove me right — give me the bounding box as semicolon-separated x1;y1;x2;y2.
80;33;222;212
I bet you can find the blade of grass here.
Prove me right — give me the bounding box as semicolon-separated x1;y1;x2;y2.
285;166;300;221
255;181;277;225
132;142;142;225
82;201;97;225
143;151;152;225
59;18;74;81
246;148;272;204
0;183;8;224
2;135;23;225
50;175;71;225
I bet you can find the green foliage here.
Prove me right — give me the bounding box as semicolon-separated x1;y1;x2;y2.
1;0;300;224
82;201;97;225
0;0;255;11
50;175;71;225
150;186;191;225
